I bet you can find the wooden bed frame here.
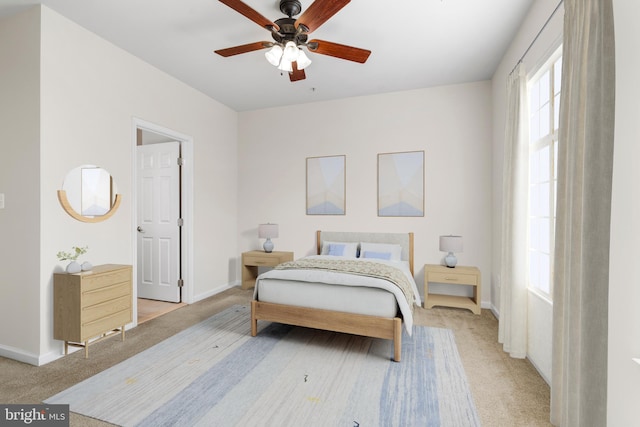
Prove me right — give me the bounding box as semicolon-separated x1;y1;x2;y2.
251;230;414;362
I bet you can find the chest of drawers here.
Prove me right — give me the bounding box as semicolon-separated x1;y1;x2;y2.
54;264;132;358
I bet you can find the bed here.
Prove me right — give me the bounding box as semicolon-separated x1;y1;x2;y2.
251;230;421;362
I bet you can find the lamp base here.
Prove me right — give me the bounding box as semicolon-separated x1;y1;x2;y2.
263;238;274;253
444;252;457;268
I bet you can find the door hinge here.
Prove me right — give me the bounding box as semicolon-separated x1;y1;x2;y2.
177;218;184;227
177;157;184;166
178;278;184;288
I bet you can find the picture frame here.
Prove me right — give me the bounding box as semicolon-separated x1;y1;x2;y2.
306;155;346;215
378;150;424;217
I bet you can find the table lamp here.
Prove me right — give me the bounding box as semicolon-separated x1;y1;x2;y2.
258;223;279;253
439;235;463;268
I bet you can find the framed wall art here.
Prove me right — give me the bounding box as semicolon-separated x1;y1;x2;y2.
306;155;346;215
378;150;424;217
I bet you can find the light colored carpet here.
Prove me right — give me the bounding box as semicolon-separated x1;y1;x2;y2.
46;304;480;427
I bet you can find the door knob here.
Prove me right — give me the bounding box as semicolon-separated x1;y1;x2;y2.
137;226;144;233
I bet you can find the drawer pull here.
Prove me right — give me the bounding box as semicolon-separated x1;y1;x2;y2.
445;277;459;281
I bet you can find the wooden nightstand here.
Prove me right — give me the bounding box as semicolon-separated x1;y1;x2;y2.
241;250;293;289
424;264;481;314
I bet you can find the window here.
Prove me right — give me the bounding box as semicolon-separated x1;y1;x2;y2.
528;49;562;297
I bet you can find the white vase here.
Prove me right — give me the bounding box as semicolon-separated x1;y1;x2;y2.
66;261;81;274
81;261;92;271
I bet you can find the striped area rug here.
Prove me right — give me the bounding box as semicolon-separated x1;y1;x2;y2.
46;305;480;426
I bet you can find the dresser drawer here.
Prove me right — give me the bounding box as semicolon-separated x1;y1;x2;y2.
82;268;131;292
428;271;478;286
82;309;131;341
82;294;131;324
82;282;131;308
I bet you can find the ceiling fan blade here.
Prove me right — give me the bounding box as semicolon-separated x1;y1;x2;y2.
218;0;279;31
295;0;350;33
307;39;371;63
214;41;270;57
289;61;306;82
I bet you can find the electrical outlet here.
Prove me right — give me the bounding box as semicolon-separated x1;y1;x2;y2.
0;193;4;209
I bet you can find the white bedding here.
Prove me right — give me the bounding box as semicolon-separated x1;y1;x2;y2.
258;279;399;317
254;255;421;334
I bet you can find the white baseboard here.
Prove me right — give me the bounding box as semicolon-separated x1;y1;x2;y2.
0;344;39;366
192;281;240;303
0;343;59;366
489;303;500;319
38;348;65;366
480;301;501;320
527;355;551;386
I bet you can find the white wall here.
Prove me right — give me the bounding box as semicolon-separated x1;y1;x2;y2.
490;0;563;382
0;7;42;361
608;1;640;424
237;82;493;304
0;5;239;365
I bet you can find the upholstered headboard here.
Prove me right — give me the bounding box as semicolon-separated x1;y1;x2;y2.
316;230;414;274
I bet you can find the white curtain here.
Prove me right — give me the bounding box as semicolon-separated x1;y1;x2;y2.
498;63;529;358
550;0;615;425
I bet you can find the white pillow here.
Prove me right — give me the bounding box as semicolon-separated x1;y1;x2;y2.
321;241;358;258
358;242;402;261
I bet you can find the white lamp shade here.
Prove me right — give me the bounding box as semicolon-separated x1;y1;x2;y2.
296;49;312;70
259;223;279;239
439;235;463;253
282;41;299;62
265;45;283;66
277;59;293;72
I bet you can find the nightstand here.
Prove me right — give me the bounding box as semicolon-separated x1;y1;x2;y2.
424;264;481;314
241;250;294;289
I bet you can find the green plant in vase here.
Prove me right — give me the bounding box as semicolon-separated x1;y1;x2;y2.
57;246;91;273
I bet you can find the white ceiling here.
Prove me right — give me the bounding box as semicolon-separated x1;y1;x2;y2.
0;0;533;111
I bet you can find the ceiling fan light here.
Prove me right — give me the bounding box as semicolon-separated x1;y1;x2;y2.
282;41;299;62
265;45;283;66
296;49;312;70
278;58;293;72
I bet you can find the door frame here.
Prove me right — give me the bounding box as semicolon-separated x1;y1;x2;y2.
131;118;194;326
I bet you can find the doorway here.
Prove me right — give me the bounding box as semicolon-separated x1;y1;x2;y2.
133;119;194;325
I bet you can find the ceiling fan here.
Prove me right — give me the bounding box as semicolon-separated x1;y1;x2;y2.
214;0;371;82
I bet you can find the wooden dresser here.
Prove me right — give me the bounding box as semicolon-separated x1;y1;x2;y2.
54;264;132;358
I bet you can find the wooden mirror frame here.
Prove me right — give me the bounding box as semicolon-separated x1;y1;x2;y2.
57;190;122;223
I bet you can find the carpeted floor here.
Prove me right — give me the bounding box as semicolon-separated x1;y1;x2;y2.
0;287;552;426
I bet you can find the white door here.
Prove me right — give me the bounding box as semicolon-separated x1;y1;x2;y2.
136;141;181;302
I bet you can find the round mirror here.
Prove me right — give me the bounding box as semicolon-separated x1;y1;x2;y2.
58;165;121;223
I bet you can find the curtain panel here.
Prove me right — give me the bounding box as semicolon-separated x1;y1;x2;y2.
550;0;615;425
498;63;529;358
